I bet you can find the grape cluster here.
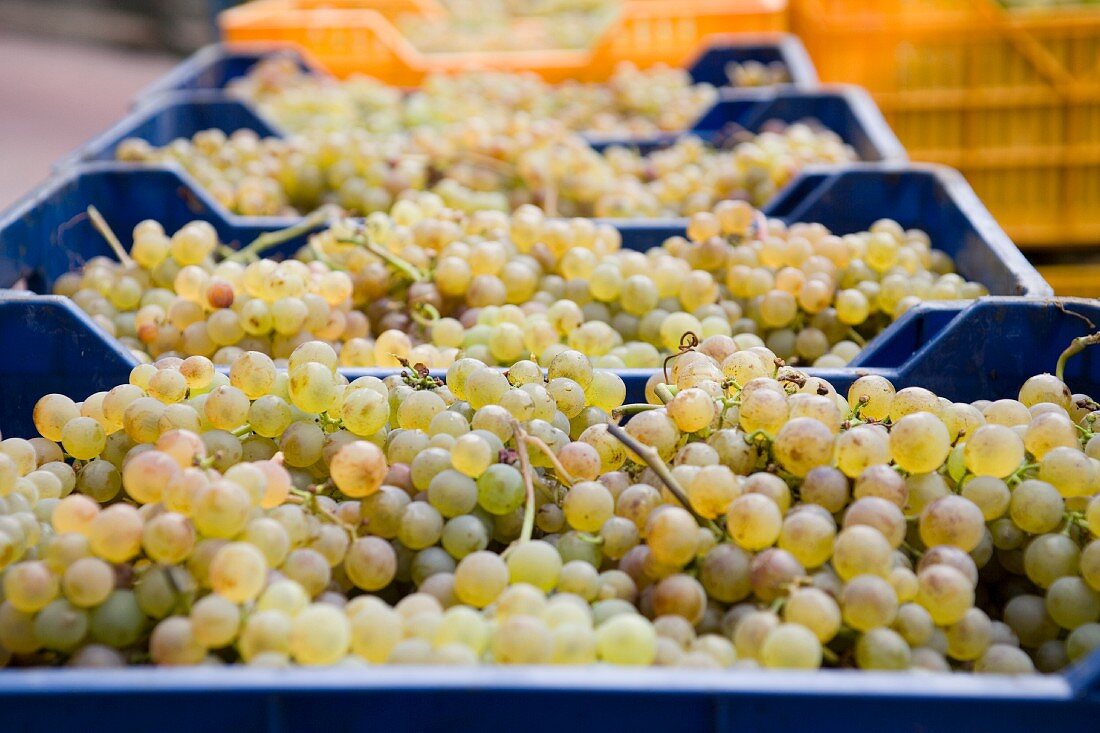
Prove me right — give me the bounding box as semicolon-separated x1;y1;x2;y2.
725;60;792;88
53;195;983;369
116;115;856;219
398;0;620;54
53;214;363;366
2;341;1099;671
230;58;719;139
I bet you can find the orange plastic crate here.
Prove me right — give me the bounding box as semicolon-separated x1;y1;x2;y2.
792;0;1100;248
219;0;788;85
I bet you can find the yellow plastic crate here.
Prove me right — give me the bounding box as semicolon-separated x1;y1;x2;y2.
220;0;788;84
792;0;1100;248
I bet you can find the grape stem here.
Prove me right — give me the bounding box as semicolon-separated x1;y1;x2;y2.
290;486;358;541
654;384;676;405
337;231;427;283
603;421;722;536
228;204;341;263
612;403;660;418
86;206;135;269
1056;332;1100;383
410;302;441;329
520;433;575;487
509;419;537;548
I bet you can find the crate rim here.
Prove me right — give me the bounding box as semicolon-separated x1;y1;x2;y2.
0;660;1090;697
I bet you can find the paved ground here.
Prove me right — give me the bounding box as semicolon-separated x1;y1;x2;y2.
0;33;177;209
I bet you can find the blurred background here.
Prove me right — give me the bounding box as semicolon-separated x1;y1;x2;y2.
2;0;1099;294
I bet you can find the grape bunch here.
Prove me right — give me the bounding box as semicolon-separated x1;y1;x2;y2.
115;114;857;218
1;337;1099;671
398;0;620;53
230;57;719;139
53;195;983;369
52;210;365;366
725;60;791;88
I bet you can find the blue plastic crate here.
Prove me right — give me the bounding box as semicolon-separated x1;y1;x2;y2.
0;293;136;440
132;34;819;103
61;84;905;170
684;33;819;88
583;85;903;161
0;659;1096;733
0;162;1052;436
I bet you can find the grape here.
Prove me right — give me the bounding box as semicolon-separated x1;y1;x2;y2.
289;604;350;665
975;644;1035;674
476;464;524;515
726;494;782;551
1045;577;1100;630
330;441;387;498
596;613;656;666
454;551;508;608
1009;480;1065;534
62;557;114;608
61;417;107;461
855;628;910;670
760;623;822;669
89;590;146;648
889;412;950;474
88;504;144;563
773;417;834;478
919;495;985;552
841;575;898;631
345;536;396;591
190;593;241;649
964;424;1025;478
506;540;562;592
916;565;974;626
209;542;267;603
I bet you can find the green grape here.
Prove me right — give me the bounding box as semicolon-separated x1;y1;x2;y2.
476;463;524;515
330;440;387;498
209;542;267;603
841;574;898;631
964;424;1025;478
832;526;892;581
595;613;656;666
61;417;107;461
562;481;614;533
726;494;782;552
919;495;985;552
451;434;493;478
191;481;251;539
345;536;396;591
1045;577;1100;630
773;417;834;478
3;561;59;613
190;593;241;649
454;551;508;608
916;565;974;626
88;504;144;563
141;511;196;565
855;628;910;670
1009;480;1064;535
289;604;350;665
646;507;699;567
889;412;950;474
759;623;822;669
89;590;146;648
61;557;114;608
440;514;489;560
